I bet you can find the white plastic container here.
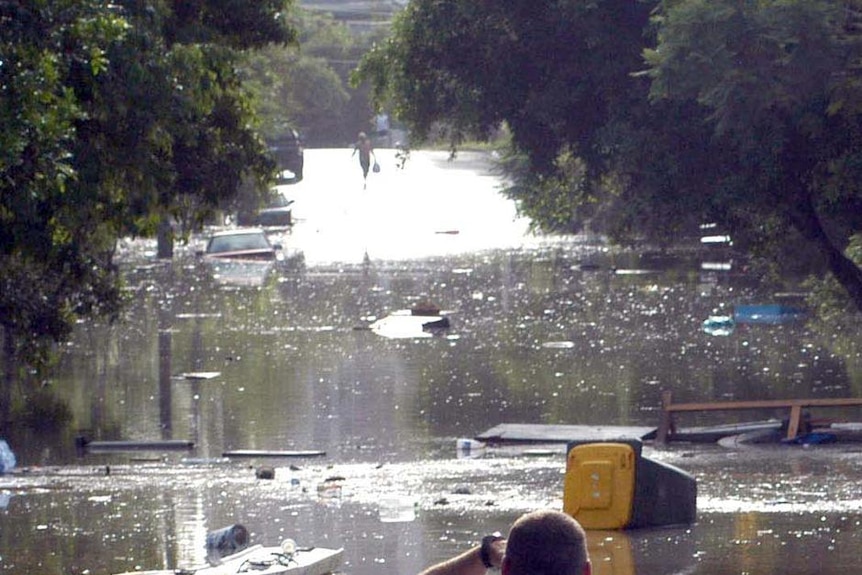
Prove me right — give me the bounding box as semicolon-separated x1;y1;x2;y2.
456;438;486;458
379;495;416;522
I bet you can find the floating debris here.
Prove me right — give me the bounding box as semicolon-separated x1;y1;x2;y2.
255;466;275;479
177;371;222;380
541;341;576;349
702;315;735;336
733;304;805;324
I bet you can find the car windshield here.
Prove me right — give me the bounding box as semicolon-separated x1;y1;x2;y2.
207;232;270;253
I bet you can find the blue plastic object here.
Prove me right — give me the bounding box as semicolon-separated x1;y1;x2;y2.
782;432;837;445
734;304;805;324
0;440;16;474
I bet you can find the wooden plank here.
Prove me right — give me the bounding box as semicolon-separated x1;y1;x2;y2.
670;420;784;443
656;390;675;443
178;371;222;380
475;424;656;445
84;439;194;451
222;449;326;458
657;391;862;442
666;397;862;412
786;404;803;439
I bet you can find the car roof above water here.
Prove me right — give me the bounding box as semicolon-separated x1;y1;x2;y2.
205;228;275;254
210;227;267;238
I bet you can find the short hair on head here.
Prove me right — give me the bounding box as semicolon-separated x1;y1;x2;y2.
505;510;589;575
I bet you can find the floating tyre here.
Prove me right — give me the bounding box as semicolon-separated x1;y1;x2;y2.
563;440;696;529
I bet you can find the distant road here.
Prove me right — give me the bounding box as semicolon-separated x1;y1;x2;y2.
298;0;405;24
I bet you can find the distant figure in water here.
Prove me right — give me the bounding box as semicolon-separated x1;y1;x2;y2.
352;132;376;188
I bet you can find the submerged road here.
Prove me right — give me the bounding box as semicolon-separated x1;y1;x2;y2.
276;148;534;265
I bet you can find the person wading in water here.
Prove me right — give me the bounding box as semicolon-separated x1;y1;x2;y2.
352;132;377;189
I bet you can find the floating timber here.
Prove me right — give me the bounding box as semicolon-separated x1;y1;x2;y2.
77;438;194;454
665;420;784;443
177;371;222;380
222;449;326;458
821;422;862;442
656;390;862;443
475;424;656;445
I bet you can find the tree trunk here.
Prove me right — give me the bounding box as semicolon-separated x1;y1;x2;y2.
1;327;13;433
157;217;174;259
791;196;862;313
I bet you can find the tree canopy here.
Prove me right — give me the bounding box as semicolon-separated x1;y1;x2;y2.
0;0;296;376
355;0;862;311
240;8;378;147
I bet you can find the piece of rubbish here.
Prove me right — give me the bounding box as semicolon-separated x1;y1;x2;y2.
0;440;16;474
411;302;441;316
541;341;576;349
116;541;343;575
379;495;416;523
317;477;343;500
456;438;486;457
370;309;451;339
256;466;275;479
206;524;251;565
702;315;735;336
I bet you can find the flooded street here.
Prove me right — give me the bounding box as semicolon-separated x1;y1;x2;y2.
2;149;862;575
284;149;534;264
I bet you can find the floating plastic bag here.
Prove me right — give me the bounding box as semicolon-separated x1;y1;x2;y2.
379;495;416;523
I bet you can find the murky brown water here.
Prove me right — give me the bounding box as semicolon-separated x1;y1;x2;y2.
1;150;861;575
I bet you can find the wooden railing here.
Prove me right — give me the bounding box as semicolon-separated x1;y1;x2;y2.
656;390;862;443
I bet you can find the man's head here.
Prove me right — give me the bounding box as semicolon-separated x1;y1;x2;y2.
502;510;591;575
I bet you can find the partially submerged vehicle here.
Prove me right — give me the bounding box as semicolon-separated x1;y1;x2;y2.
202;228;283;262
254;195;294;227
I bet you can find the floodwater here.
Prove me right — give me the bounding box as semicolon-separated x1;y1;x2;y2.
1;149;862;575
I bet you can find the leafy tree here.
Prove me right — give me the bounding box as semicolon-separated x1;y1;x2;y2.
645;0;862;306
356;0;862;311
0;0;296;428
241;43;350;145
242;8;388;146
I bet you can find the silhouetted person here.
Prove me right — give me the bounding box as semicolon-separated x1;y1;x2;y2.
352;132;376;188
418;510;591;575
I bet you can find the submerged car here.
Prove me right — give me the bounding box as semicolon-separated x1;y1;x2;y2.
202;228;283;261
253;195;294;227
268;129;304;183
236;187;295;227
